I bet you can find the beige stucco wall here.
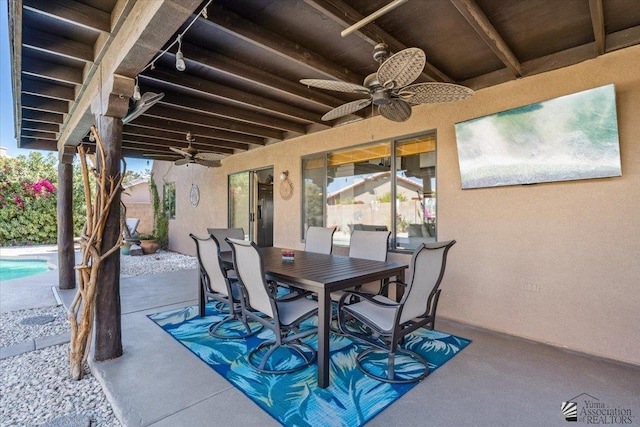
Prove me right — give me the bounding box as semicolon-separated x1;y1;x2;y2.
154;44;640;365
121;182;153;234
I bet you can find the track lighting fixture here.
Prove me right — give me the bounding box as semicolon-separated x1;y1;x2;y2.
175;35;186;71
132;77;141;101
137;0;212;75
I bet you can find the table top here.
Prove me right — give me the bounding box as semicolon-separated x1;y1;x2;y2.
221;246;407;292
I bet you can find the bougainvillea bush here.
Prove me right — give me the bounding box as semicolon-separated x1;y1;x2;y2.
0;152;86;246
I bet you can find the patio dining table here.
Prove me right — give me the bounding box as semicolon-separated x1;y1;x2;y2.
214;246;408;389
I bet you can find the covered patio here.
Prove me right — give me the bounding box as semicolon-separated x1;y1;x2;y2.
8;0;640;424
52;267;638;425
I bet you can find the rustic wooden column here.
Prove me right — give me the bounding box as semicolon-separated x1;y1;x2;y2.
91;74;132;361
57;153;76;290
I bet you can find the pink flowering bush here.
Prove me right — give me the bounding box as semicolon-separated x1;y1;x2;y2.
0;152;86;245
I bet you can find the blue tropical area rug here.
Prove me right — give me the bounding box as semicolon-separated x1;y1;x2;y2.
148;303;471;427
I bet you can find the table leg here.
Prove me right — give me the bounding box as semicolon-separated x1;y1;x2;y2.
317;289;331;388
198;273;205;317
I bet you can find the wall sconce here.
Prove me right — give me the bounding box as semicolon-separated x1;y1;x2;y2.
280;170;289;181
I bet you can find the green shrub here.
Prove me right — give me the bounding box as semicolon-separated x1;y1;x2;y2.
0;152;87;246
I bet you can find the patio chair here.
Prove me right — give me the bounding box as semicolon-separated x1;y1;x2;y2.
304;226;336;254
337;240;456;383
227;237;318;374
207;227;245;252
125;218;139;237
190;233;262;339
343;229;391;296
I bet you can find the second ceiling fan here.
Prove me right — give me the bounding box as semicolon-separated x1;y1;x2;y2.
145;132;223;167
301;43;473;122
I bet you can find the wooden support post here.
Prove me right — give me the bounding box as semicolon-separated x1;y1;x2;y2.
92;117;124;361
57;160;76;290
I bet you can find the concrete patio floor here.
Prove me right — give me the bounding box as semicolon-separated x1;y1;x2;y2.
53;269;640;427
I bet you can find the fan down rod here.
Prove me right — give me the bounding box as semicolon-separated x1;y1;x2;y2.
341;0;408;37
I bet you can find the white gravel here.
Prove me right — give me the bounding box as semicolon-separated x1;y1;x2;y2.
0;250;197;426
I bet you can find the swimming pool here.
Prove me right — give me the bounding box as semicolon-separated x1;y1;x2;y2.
0;259;51;281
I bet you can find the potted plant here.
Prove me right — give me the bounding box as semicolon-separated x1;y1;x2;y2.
138;234;159;255
120;241;132;255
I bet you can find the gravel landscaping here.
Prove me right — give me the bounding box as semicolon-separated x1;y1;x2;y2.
0;249;197;426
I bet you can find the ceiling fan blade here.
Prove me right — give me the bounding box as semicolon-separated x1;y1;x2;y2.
195;152;224;161
195;159;222;168
174;158;192;166
398;82;474;104
379;99;412;122
321;99;372;121
169;146;191;157
300;79;369;94
377;48;425;89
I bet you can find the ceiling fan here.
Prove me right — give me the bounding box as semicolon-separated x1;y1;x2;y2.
144;132;223;167
300;43;473;122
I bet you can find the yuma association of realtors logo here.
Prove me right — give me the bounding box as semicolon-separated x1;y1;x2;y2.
562;393;634;424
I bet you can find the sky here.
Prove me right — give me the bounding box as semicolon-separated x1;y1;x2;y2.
0;2;149;174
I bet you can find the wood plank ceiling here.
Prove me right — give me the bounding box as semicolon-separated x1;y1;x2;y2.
11;0;640;162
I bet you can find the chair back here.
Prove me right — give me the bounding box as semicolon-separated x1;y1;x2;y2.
226;238;274;317
126;218;139;235
304;226;336;254
399;240;456;324
348;230;391;261
207;228;245;252
190;234;229;295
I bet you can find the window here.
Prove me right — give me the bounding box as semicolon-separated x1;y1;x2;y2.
301;132;436;251
163;182;176;219
394;135;437;251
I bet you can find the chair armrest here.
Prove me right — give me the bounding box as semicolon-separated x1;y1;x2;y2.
337;290;400;309
379;280;408;295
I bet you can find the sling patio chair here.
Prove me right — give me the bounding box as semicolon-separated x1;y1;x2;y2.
304;226;336;254
337;240;456;383
227;237;318;374
190;233;262;339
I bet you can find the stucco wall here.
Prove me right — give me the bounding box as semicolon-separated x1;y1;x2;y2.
153;45;640;365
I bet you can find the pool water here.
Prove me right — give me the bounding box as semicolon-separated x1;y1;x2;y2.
0;259;50;281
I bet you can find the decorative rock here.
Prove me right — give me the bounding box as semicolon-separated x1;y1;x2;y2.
129;244;143;256
20;315;55;325
0;249;197;426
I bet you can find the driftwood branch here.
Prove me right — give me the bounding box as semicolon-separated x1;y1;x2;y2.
68;126;124;380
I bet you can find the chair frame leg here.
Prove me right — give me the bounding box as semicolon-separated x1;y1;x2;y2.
355;347;429;384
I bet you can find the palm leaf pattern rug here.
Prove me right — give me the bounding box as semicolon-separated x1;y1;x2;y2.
148;303;471;427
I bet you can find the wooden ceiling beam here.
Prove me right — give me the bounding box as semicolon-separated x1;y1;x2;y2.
21;109;64;124
22;130;58;140
140;70;325;125
21;56;83;85
121;134;234;155
606;25;640;51
21;78;75;101
589;0;606;55
158;91;307;134
123;126;236;154
21;120;60;133
19;138;58;151
303;0;453;83
22;28;94;62
23;0;111;33
450;0;522;77
21;94;69;114
176;42;361;113
126;116;261;149
144;104;285;140
202;4;362;85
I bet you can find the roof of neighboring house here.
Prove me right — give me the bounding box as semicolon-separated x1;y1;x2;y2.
327;172;422;199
